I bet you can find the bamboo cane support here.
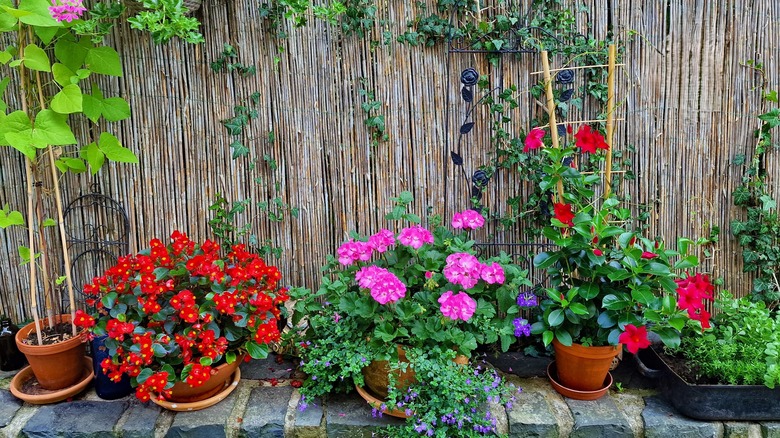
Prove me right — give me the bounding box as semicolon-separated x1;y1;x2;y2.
604;44;616;198
541;50;564;203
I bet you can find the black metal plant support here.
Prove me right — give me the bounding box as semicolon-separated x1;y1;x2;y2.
61;182;129;311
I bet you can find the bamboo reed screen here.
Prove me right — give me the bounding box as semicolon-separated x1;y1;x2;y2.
1;1;778;322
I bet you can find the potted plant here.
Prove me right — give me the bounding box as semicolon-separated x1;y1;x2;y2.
287;192;530;435
635;292;780;420
1;0;137;399
526;125;714;398
73;230;289;410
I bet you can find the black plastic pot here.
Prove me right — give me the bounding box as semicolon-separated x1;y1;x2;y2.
91;335;133;400
635;347;780;421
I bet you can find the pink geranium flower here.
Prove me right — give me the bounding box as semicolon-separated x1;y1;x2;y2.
368;229;395;253
48;0;87;22
451;210;485;230
480;262;505;285
398;225;434;249
438;291;477;321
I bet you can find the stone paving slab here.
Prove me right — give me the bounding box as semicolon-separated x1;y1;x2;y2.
21;400;126;438
164;391;239;438
240;353;297;381
239;386;293;437
121;401;162;438
507;391;558;438
763;423;780;438
293;395;324;438
0;389;23;428
566;395;633;438
642;395;724;438
324;392;404;438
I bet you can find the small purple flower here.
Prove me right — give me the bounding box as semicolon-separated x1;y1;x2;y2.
513;318;531;337
517;292;538;307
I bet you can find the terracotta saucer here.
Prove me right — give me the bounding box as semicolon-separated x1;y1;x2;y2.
354;384;410;418
9;356;93;404
149;367;241;412
547;361;612;400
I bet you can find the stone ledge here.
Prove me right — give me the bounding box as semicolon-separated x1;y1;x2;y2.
1;353;778;437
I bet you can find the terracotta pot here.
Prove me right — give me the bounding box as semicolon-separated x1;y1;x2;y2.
362;346;417;399
552;338;620;392
15;314;86;390
164;355;243;403
361;346;469;399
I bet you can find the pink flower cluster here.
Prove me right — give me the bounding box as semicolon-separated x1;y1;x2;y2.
48;0;87;22
337;240;372;265
451;210;485;230
398;225;434;249
355;266;407;305
438;291;477;321
443;253;505;289
337;229;396;265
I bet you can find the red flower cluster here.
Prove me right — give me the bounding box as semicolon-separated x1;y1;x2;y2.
574;125;609;153
675;273;714;329
618;324;652;354
75;231;288;401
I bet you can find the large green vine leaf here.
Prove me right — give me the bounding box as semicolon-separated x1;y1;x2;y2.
22;43;50;72
85;46;122;76
97;132;137;163
18;0;60;27
54;38;90;71
33;109;76;145
50;84;83;114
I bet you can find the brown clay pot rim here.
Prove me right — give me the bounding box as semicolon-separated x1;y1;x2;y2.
552;338;622;359
9;356;93;404
15;314;85;355
149;367;241;412
547;361;612;401
354;383;411;418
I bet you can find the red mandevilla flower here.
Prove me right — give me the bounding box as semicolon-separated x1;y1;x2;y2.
618;324;652;354
574;125;609;154
553;203;575;227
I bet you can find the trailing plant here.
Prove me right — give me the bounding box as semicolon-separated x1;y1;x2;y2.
731;89;780;308
221;91;261;159
358;78;387;146
671;292;780;388
126;0;204;44
0;0;137;339
210;44;257;77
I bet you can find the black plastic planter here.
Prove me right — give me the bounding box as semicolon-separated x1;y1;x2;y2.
635;347;780;421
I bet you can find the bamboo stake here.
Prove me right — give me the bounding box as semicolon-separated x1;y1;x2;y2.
47;148;77;336
530;63;625;75
18;20;42;344
24;159;42;345
604;44;616;199
540;50;563;203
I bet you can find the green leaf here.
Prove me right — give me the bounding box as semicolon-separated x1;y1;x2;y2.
22;43;50;72
152;343;166;357
0;77;10;112
0;209;25;228
50;84;83;114
245;341;269;359
84;142;105;175
85;46;123;76
554;329;572;346
630;286;655;306
54;37;89;71
81;93;102;123
577;283;599;300
652;327;681;349
18;0;61;27
0;3;19;31
101;97;131;121
41;217;56;227
34;109;77;145
547;309;564;327
18;246;35;263
1;110;36;157
542;330;554;346
568;302;589;315
59;157;86;173
52;63;76;86
34;24;58;44
98;132;138;163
